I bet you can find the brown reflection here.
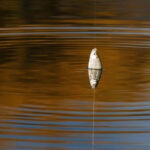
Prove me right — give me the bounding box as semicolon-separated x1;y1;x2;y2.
0;0;150;27
0;0;149;149
0;32;149;150
0;35;149;104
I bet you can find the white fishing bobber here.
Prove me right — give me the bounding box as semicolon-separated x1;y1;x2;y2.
88;48;102;69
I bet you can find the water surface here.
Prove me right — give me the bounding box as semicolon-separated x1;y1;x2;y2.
0;0;150;150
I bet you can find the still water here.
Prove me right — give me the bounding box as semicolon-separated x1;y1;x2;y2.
0;0;150;150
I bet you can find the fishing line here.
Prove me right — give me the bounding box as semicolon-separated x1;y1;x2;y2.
92;88;95;150
92;0;97;149
94;0;97;47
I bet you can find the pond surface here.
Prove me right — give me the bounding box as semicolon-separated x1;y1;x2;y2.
0;0;150;150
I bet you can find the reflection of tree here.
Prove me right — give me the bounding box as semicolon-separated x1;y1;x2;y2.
0;0;93;26
0;0;149;27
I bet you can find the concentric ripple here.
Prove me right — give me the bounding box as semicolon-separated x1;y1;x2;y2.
0;24;149;150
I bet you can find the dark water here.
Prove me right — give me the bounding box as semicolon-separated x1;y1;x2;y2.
0;0;150;150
